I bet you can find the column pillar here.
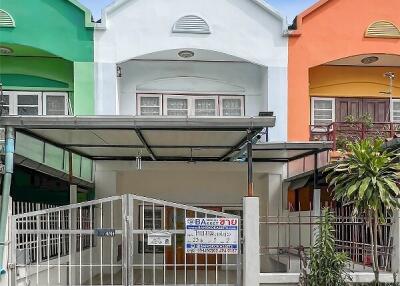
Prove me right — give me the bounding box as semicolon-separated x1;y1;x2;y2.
0;127;14;276
392;209;400;275
94;63;118;115
267;66;288;141
243;196;260;286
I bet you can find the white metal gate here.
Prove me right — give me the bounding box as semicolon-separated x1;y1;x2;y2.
10;195;241;286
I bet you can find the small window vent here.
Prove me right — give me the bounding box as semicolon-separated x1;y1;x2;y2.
0;9;15;27
365;20;400;38
172;15;210;34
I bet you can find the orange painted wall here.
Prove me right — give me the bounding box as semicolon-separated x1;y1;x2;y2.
288;0;400;141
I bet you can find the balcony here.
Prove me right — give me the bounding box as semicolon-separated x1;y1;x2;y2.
310;122;400;150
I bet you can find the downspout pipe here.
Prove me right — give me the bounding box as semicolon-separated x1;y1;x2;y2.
0;127;14;276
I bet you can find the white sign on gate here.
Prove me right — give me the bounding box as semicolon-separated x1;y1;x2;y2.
185;218;239;254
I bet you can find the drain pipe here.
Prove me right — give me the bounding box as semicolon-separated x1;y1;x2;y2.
0;127;14;276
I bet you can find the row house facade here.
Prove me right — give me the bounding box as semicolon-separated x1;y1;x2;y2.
0;0;399;285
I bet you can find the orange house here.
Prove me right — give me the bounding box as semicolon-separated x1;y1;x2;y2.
288;0;400;142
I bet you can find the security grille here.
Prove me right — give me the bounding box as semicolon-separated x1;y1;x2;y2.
10;195;241;285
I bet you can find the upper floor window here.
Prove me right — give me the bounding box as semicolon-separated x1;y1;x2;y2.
311;97;335;126
1;91;68;116
137;94;244;117
393;99;400;122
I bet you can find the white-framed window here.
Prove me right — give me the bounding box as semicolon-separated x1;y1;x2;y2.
0;92;11;116
164;95;190;116
0;91;68;116
43;92;68;115
137;94;244;117
137;94;162;116
193;96;218;116
138;205;164;254
392;99;400;122
219;96;244;116
16;91;42;116
311;97;335;126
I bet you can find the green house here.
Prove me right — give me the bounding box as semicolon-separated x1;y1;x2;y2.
0;0;94;116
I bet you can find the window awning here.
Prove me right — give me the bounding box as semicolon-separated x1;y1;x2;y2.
1;116;276;161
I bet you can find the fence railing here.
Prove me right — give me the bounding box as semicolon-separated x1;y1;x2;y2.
310;122;400;150
12;201;93;265
260;205;394;273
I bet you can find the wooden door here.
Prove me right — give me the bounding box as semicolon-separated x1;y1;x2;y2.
362;99;390;122
165;207;223;270
335;98;362;122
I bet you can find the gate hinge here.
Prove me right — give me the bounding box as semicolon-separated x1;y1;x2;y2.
8;263;15;270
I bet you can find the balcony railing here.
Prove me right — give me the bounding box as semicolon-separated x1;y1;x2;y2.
310;122;400;150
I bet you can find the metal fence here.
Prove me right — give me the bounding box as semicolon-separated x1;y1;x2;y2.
10;194;241;286
260;204;393;273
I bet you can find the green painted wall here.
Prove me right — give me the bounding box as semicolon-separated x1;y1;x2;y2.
0;55;73;91
74;62;95;115
0;0;93;62
0;0;94;114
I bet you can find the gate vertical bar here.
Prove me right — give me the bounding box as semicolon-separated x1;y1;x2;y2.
128;195;134;285
122;195;129;286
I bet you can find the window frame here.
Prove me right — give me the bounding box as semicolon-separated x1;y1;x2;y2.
392;99;400;122
138;205;165;254
137;94;162;116
311;97;335;126
163;94;190;116
14;91;42;116
219;95;245;117
192;95;219;117
43;92;69;116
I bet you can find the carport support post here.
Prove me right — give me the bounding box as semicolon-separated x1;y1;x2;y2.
243;196;260;286
247;130;254;197
0;127;14;276
68;151;77;285
392;207;400;276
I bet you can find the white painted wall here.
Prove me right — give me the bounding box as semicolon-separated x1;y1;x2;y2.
94;0;288;141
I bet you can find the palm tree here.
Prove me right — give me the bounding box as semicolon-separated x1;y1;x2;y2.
325;138;400;283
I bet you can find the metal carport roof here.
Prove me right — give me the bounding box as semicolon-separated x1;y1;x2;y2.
1;116;276;162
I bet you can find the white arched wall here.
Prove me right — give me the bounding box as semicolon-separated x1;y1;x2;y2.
94;0;288;141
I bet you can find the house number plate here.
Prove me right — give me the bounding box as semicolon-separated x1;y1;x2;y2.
95;228;116;237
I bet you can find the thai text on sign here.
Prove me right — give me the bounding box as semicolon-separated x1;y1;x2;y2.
185;218;239;254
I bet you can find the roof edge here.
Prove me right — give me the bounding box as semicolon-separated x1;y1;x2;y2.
96;0;287;31
67;0;94;28
289;0;330;36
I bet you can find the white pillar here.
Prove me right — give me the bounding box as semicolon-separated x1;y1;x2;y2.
392;209;400;275
69;185;77;285
95;63;118;115
267;66;288;141
0;198;12;286
243;196;260;286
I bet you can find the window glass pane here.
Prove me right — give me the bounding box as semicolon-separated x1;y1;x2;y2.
313;99;333;125
222;98;242;116
1;94;9;105
195;98;216;116
1;106;9;115
46;96;66;115
18;94;38;105
141;107;160;116
314;100;332;109
167;98;188;116
18;107;38;115
393;102;400;122
141;97;159;107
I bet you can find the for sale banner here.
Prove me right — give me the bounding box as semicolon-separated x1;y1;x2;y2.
185;217;239;254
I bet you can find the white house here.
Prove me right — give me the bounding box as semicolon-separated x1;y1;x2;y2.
94;0;288;141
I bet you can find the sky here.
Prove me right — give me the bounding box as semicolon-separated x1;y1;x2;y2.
79;0;319;22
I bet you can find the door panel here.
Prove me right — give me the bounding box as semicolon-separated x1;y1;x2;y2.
335;98;362;122
362;99;390;122
335;98;390;122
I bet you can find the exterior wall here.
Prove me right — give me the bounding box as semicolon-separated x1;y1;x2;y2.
94;0;288;141
288;0;400;140
0;0;95;115
310;66;400;98
116;61;265;117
